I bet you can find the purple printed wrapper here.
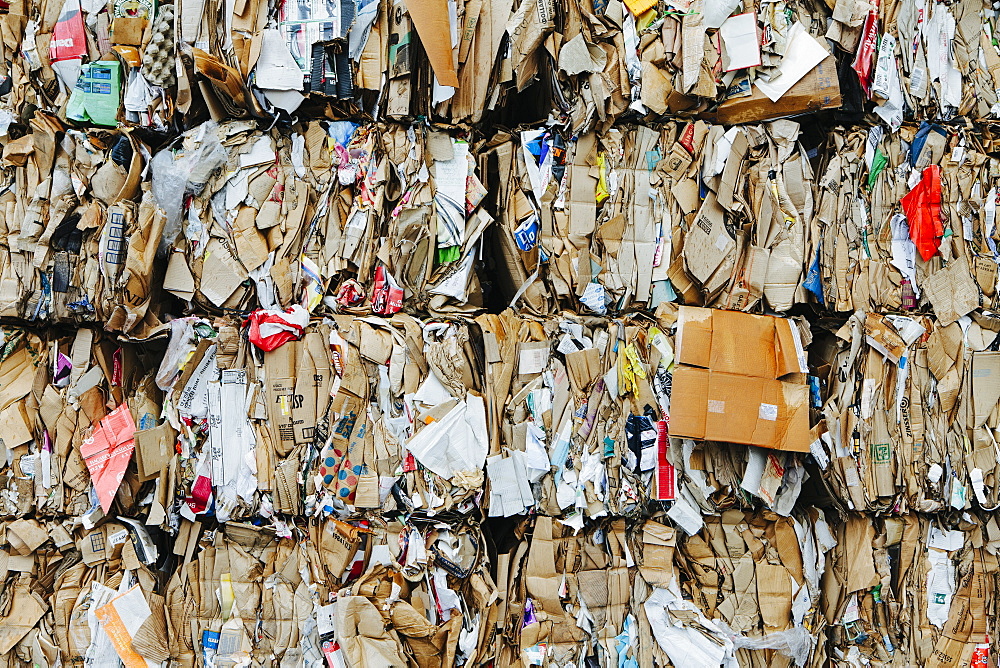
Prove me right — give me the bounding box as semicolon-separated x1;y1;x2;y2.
522;598;538;627
54;353;72;387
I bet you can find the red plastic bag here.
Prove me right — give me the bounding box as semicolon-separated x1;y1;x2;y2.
900;164;943;262
245;305;309;352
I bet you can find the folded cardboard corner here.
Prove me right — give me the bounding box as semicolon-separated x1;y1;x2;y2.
671;306;810;452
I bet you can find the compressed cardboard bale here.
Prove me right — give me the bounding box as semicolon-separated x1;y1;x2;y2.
7;0;1000;664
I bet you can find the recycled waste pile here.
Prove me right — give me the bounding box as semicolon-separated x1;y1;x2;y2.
3;0;1000;665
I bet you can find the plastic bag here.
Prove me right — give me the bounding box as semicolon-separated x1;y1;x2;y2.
245;305;309;351
732;626;815;667
151;121;226;252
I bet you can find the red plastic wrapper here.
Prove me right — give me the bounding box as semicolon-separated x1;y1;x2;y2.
245;305;309;352
49;0;88;62
971;641;988;668
655;419;676;501
900;164;943;261
371;265;403;315
335;279;366;308
185;453;213;516
852;9;879;98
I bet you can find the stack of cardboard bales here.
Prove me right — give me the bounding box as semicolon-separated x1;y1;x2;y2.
1;0;1000;666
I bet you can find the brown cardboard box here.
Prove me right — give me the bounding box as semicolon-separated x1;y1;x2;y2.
671;306;810;452
670;366;710;438
701;56;841;125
